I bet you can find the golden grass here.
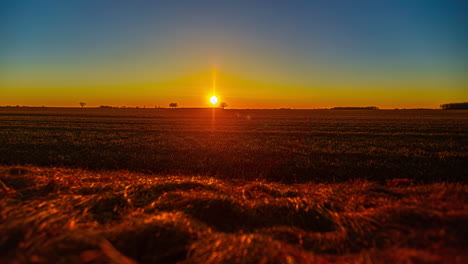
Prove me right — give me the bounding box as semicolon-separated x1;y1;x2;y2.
1;166;467;263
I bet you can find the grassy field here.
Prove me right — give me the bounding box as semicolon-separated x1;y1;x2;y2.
1;108;466;182
1;108;467;263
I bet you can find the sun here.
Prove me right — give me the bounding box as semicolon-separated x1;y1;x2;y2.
210;95;218;105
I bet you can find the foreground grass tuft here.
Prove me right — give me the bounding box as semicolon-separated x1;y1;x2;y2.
1;166;467;263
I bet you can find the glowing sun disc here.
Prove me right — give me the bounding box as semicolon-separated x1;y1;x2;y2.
210;96;218;105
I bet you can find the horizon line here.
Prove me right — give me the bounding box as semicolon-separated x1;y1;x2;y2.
0;105;459;110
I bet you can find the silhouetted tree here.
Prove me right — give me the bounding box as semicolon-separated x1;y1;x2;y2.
219;102;228;109
79;102;86;108
169;103;178;108
441;102;468;110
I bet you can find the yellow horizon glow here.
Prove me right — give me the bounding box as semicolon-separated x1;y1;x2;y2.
0;69;466;109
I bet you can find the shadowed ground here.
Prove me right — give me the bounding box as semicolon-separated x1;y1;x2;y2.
1;166;467;263
0;108;467;183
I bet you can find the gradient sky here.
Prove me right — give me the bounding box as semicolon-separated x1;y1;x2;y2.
1;0;467;108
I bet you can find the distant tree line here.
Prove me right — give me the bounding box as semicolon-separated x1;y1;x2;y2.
332;106;379;110
0;105;32;108
440;103;468;110
2;101;232;109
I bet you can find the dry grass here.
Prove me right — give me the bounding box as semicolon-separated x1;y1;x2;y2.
1;166;467;263
1;108;466;182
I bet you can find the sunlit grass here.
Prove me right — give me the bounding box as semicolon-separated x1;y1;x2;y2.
1;166;466;263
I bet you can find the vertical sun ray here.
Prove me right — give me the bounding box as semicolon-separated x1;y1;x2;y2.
211;66;217;130
212;66;217;95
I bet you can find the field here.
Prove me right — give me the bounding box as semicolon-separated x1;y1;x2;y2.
1;108;466;182
1;108;467;263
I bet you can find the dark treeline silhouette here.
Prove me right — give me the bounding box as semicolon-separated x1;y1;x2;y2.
332;106;379;110
440;102;468;110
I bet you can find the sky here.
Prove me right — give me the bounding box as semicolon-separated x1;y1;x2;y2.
1;0;467;108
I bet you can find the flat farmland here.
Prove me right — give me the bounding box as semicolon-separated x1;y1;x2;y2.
1;108;467;263
0;108;466;182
